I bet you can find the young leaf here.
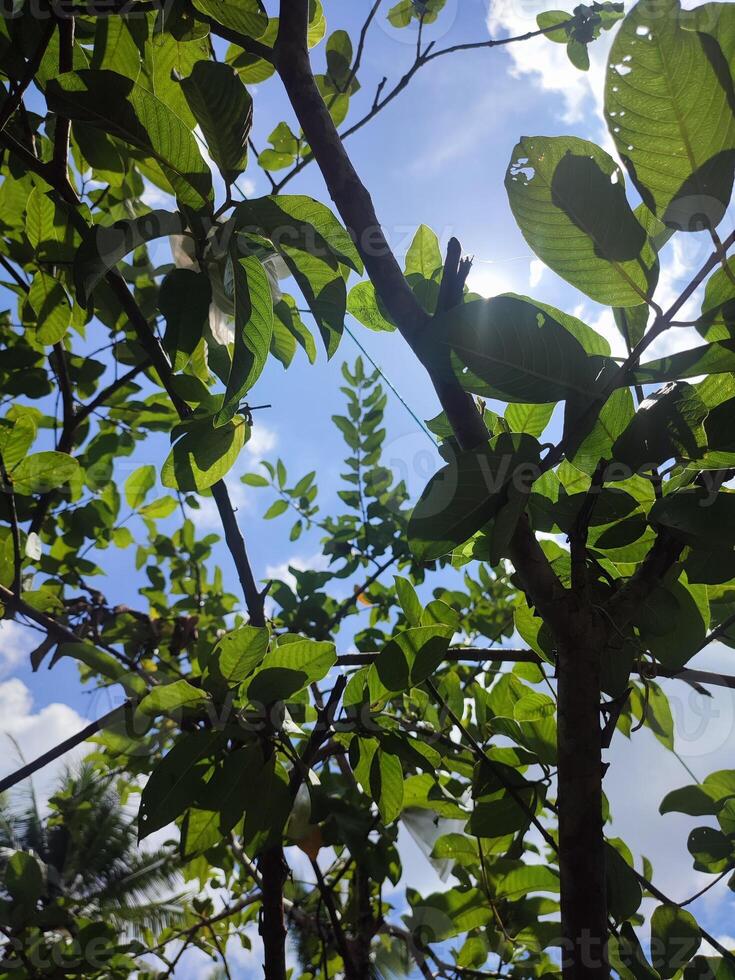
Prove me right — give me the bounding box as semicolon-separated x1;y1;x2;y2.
125;464;156;510
404;224;443;280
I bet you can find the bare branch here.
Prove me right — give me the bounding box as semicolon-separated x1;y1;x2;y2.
0;699;133;795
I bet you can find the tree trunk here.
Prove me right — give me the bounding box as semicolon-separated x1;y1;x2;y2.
556;610;609;979
259;846;288;979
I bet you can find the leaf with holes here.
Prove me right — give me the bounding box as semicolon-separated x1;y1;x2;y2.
506;135;655;306
606;0;735;231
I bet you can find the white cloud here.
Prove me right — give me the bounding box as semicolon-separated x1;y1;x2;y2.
0;680;89;809
247;423;277;458
140;179;175;210
486;0;615;127
529;258;545;289
265;552;330;591
585;306;629;359
0;620;35;678
189;477;254;531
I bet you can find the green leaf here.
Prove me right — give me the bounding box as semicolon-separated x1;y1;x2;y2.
279;244;346;357
347;280;396;332
138;496;178;519
46;70;213;211
241;473;269;487
432;295;607;404
162;417;249;492
651;904;701;978
192;0;268;37
138;732;222;840
217;256;274;426
611;922;660;980
634;340;735;386
605;0;735;231
394;575;423;627
25;189;83;264
567;38;590;70
405;224;442;279
28;272;71;345
650;488;735;547
506;135;655;306
606;842;642;923
388;0;447;27
635;578;708;670
0;415;36;471
10;452;80;495
125;464;155;510
698;257;735;342
73;210;185;305
660;784;719;817
263;498;289;520
6;851;43;905
180;61;252;184
137;679;210;717
536;10;571;42
160;269;211;372
408;433;541;561
505;402;555;437
368;625;452;696
371;749;404;823
613;382;708;472
326;29;354;88
211;624;270;685
239;195;363;273
181;806;222;857
247;638;336;704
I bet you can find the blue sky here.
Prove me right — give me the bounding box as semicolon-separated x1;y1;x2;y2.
2;0;735;975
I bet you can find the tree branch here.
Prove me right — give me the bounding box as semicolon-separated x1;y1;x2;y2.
274;1;488;450
0;699;133;794
273;18;575;194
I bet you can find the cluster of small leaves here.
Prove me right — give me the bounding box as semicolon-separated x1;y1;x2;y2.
537;2;624;71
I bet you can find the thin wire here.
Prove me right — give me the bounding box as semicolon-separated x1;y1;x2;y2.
344;325;436;445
